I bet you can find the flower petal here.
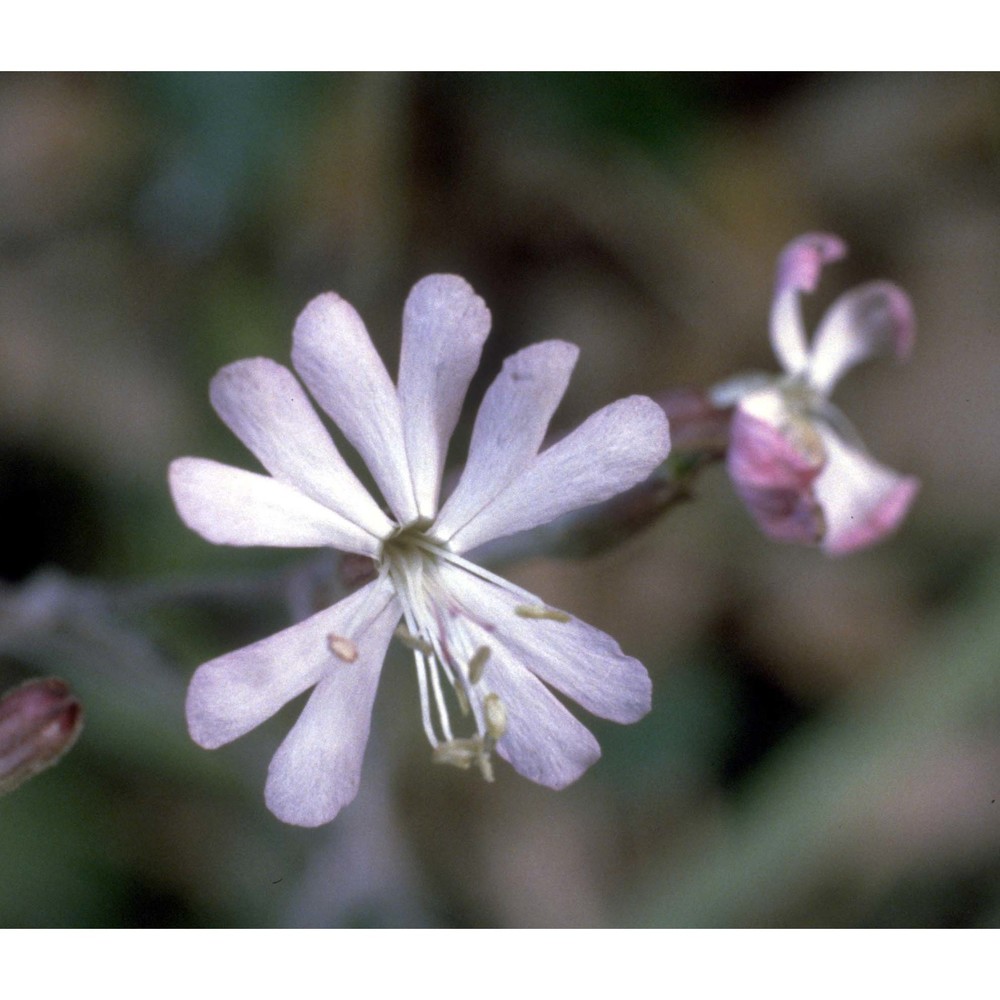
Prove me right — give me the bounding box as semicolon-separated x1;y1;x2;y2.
291;292;418;525
814;429;920;556
483;641;601;790
186;575;398;749
447;395;670;554
434;340;579;544
442;564;651;723
169;457;379;555
727;402;826;545
770;232;846;376
263;583;401;827
398;275;491;520
210;358;393;540
807;281;915;396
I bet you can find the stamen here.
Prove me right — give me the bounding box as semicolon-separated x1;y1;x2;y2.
432;736;495;783
423;631;454;743
477;753;495;783
483;693;507;740
514;604;571;623
432;737;481;770
411;537;538;602
383;526;506;776
394;626;434;656
454;685;470;717
327;634;358;663
413;647;438;746
467;646;491;684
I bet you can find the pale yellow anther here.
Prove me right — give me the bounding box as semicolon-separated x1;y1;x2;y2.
432;737;480;771
327;634;358;663
432;736;496;783
468;646;491;684
483;693;507;741
514;604;571;623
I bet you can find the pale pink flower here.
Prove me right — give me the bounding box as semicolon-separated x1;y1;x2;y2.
713;234;919;555
170;275;670;826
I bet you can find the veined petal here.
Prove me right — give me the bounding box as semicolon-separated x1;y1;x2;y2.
807;281;915;396
727;403;825;545
814;428;920;556
210;358;393;540
483;642;601;790
264;584;401;827
169;457;379;555
770;233;846;376
398;275;491;520
186;575;398;749
447;395;670;554
443;564;651;723
434;340;579;544
291;292;418;526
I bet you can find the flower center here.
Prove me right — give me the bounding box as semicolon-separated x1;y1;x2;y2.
379;523;506;781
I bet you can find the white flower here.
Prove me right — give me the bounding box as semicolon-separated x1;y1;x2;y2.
713;233;919;555
170;275;671;826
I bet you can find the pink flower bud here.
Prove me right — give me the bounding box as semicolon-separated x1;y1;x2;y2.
0;678;83;795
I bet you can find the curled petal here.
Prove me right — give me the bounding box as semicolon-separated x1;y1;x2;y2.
398;275;491;520
807;281;916;396
264;586;401;827
448;395;670;554
434;340;579;544
291;292;418;526
186;576;398;749
483;643;601;790
169;457;380;555
210;358;392;540
770;232;847;376
814;429;920;556
727;402;826;545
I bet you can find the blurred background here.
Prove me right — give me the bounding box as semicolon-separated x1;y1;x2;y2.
0;72;998;928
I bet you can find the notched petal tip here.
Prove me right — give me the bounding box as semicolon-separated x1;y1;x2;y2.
184;670;236;750
776;232;847;296
294;289;358;329
405;273;492;331
209;355;287;397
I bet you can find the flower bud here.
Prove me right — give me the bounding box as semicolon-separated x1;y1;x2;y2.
0;678;83;795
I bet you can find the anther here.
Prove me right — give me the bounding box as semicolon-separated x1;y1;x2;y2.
467;646;491;684
483;693;507;741
514;604;571;623
327;634;358;663
432;737;481;771
432;736;496;783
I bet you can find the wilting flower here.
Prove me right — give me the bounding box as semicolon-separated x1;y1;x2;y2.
712;233;919;555
170;275;670;826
